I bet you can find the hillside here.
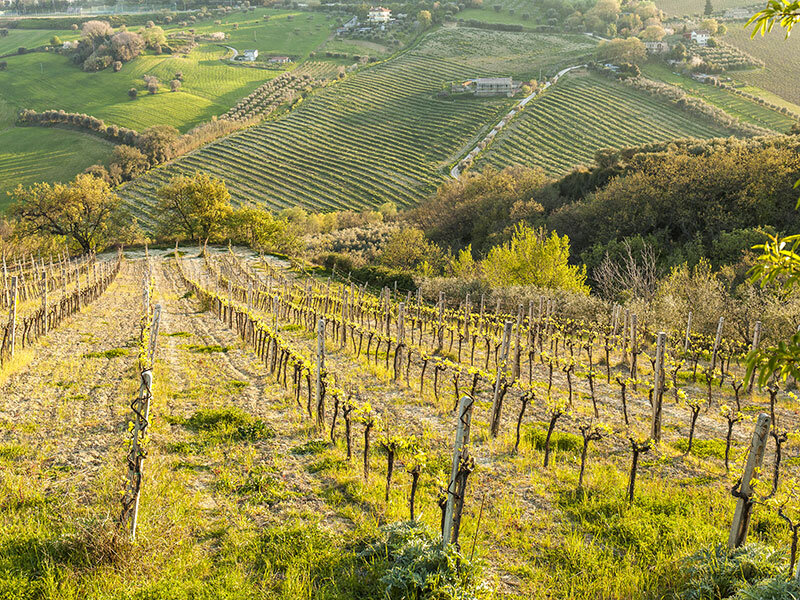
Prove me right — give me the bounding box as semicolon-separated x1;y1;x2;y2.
472;71;739;175
118;29;597;219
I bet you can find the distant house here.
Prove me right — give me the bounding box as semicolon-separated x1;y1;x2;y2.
474;77;513;97
644;40;670;54
368;6;392;23
690;30;710;46
337;16;358;33
241;49;259;61
269;56;292;64
691;72;717;83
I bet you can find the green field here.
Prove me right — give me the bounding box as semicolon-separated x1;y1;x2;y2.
414;26;595;79
457;0;544;25
642;62;797;132
726;27;800;106
0;28;79;55
473;72;738;175
653;0;753;17
0;8;339;204
117;29;599;220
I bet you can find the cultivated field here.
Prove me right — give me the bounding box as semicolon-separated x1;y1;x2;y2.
0;246;794;599
653;0;755;17
118;29;599;220
642;62;797;133
726;27;800;107
473;72;740;175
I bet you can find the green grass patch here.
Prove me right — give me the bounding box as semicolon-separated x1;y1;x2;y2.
673;438;728;459
525;422;583;454
82;348;128;359
291;439;328;455
183;407;274;443
0;443;29;460
183;344;229;354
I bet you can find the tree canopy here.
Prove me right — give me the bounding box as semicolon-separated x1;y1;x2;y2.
157;171;232;242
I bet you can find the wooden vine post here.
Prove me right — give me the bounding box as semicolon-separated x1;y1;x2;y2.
728;412;771;549
684;311;693;352
443;395;474;548
121;304;162;542
8;276;17;356
747;320;762;393
315;318;325;429
711;316;724;370
41;272;48;334
651;332;666;443
490;321;513;437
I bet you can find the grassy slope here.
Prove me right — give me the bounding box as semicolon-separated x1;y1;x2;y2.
0;9;335;206
641;62;797;133
726;27;800;107
474;72;737;175
118;29;596;219
653;0;753;17
0;28;79;55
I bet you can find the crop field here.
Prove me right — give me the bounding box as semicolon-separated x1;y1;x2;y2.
0;246;796;599
653;0;754;17
457;0;546;25
0;28;78;55
415;27;596;79
473;72;739;176
642;62;797;133
119;50;514;218
726;28;800;106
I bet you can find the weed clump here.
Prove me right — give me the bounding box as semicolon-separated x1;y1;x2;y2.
184;407;273;443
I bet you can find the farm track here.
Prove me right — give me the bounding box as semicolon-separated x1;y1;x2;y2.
152;256;343;526
0;260;142;490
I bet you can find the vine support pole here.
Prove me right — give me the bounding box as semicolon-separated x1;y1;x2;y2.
489;321;513;437
712;316;724;370
443;395;474;548
651;331;666;443
684;311;693;352
41;272;48;334
728;413;770;550
8;276;17;357
315;318;325;429
746;320;762;394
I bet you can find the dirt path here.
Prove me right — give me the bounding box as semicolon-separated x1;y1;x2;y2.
0;259;142;485
149;256;340;525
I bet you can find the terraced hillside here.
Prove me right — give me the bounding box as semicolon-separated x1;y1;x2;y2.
119;29;597;220
473;72;740;176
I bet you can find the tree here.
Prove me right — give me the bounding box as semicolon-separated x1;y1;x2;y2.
640;24;666;40
226;207;299;253
140;25;166;48
704;0;713;15
157;171;232;241
170;79;181;92
596;37;647;64
0;29;8;38
9;173;119;253
51;35;62;45
588;0;621;22
128;87;138;99
136;125;178;164
379;227;442;271
110;31;144;62
81;20;113;50
481;223;589;293
700;18;719;33
0;61;6;71
418;10;432;28
110;144;149;181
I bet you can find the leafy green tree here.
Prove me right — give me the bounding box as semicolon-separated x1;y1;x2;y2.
379;227;443;272
9;173;119;252
226;207;299;254
596;37;647;64
157;171;232;241
418;10;432;28
704;0;713;15
136;125;178;164
481;223;589;293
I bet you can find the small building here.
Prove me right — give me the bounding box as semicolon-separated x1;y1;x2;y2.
474;77;513;97
337;16;358;33
691;72;717;83
269;56;292;64
644;40;670;54
368;6;392;23
690;30;710;46
241;49;259;61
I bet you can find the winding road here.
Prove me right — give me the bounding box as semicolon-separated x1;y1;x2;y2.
450;64;586;179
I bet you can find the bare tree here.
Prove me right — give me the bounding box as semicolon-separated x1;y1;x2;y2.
595;239;660;301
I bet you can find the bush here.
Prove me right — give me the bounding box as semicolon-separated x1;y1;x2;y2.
170;79;181;92
113;60;122;72
0;61;6;71
147;81;158;94
675;544;789;599
360;521;482;600
128;87;138;99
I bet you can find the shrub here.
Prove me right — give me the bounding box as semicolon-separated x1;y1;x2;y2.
17;46;26;54
170;79;181;92
128;87;138;99
113;60;122;71
0;61;6;71
147;81;158;94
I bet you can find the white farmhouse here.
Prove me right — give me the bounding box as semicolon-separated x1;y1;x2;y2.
690;30;710;46
368;6;392;23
